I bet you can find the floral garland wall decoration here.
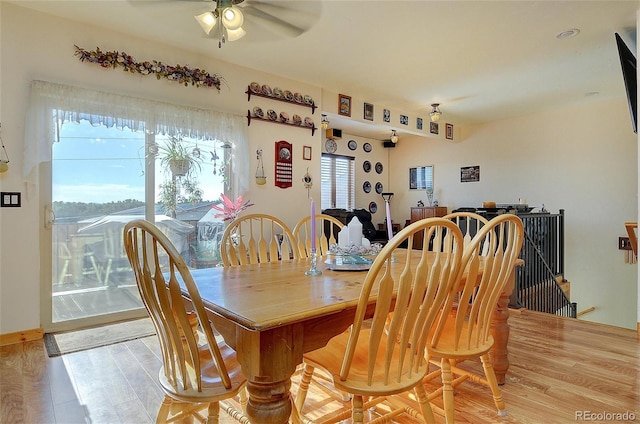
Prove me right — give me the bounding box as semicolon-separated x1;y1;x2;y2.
74;45;223;91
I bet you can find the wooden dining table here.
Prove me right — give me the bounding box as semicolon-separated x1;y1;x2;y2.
187;252;519;424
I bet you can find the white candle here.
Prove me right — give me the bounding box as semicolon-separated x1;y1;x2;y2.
348;217;362;246
385;201;393;241
310;198;316;251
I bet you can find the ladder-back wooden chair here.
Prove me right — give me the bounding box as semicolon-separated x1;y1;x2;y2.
443;212;489;248
123;220;248;424
295;218;465;424
220;213;298;266
293;213;344;258
424;214;524;423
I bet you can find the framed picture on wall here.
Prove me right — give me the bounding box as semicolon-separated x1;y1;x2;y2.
364;102;374;121
430;121;439;134
446;123;454;140
339;94;352;117
303;145;312;160
461;165;480;182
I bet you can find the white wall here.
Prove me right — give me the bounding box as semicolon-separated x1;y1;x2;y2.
1;2;637;334
389;99;638;329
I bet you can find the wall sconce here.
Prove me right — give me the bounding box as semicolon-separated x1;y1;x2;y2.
321;114;329;130
390;130;399;144
0;124;9;173
430;103;442;122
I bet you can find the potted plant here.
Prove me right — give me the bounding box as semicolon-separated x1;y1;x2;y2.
159;136;202;178
157;136;204;217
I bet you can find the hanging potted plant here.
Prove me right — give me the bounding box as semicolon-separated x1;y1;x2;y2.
159;136;202;178
157;136;204;217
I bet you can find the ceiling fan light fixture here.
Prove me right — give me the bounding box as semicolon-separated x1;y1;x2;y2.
226;26;246;41
430;103;441;122
222;6;244;30
195;11;217;35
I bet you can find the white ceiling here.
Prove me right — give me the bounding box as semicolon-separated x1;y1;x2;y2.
8;0;639;140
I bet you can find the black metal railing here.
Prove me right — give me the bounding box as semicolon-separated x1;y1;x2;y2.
510;210;577;318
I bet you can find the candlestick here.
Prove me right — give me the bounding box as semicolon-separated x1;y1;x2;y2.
310;198;316;251
305;248;322;276
385;200;393;241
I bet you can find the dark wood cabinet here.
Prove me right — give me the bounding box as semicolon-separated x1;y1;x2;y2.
410;206;447;248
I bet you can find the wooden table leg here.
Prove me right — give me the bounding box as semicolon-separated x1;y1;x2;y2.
490;267;516;385
245;379;292;424
236;325;303;424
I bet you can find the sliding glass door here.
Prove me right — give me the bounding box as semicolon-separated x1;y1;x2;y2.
46;120;225;332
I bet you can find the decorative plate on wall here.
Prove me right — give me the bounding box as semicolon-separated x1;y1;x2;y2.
363;160;372;173
369;201;378;214
363;181;371;193
348;139;357;150
375;182;384;194
375;162;383;174
363;142;372;153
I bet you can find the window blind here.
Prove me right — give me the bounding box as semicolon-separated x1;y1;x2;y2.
321;153;355;210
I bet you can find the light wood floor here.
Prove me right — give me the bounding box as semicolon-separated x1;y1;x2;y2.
1;309;638;424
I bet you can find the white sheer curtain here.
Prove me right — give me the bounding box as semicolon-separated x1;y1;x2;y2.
24;80;249;197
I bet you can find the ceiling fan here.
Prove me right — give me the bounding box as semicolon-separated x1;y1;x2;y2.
193;0;321;48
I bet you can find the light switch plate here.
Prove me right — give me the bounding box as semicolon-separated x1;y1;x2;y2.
1;192;21;207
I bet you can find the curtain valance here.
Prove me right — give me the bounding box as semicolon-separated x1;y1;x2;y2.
24;80;249;196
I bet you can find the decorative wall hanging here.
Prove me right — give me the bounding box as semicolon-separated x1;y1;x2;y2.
0;123;9;173
303;146;312;160
255;149;266;185
302;168;313;196
446;123;454;140
417;117;423;130
383;109;390;123
461;165;480;183
430;121;439;135
74;45;223;91
400;114;408;125
339;94;352;117
275;140;293;188
364;103;374;121
246;83;316;113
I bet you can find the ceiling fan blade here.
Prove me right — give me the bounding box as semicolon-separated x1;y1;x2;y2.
242;5;307;37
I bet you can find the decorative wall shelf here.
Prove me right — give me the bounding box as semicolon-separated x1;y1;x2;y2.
247;110;317;136
245;86;317;114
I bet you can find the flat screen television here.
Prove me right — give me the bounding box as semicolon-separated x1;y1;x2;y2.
615;32;637;134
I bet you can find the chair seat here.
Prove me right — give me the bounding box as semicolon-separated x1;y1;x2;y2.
158;341;246;403
303;328;429;396
429;320;494;361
